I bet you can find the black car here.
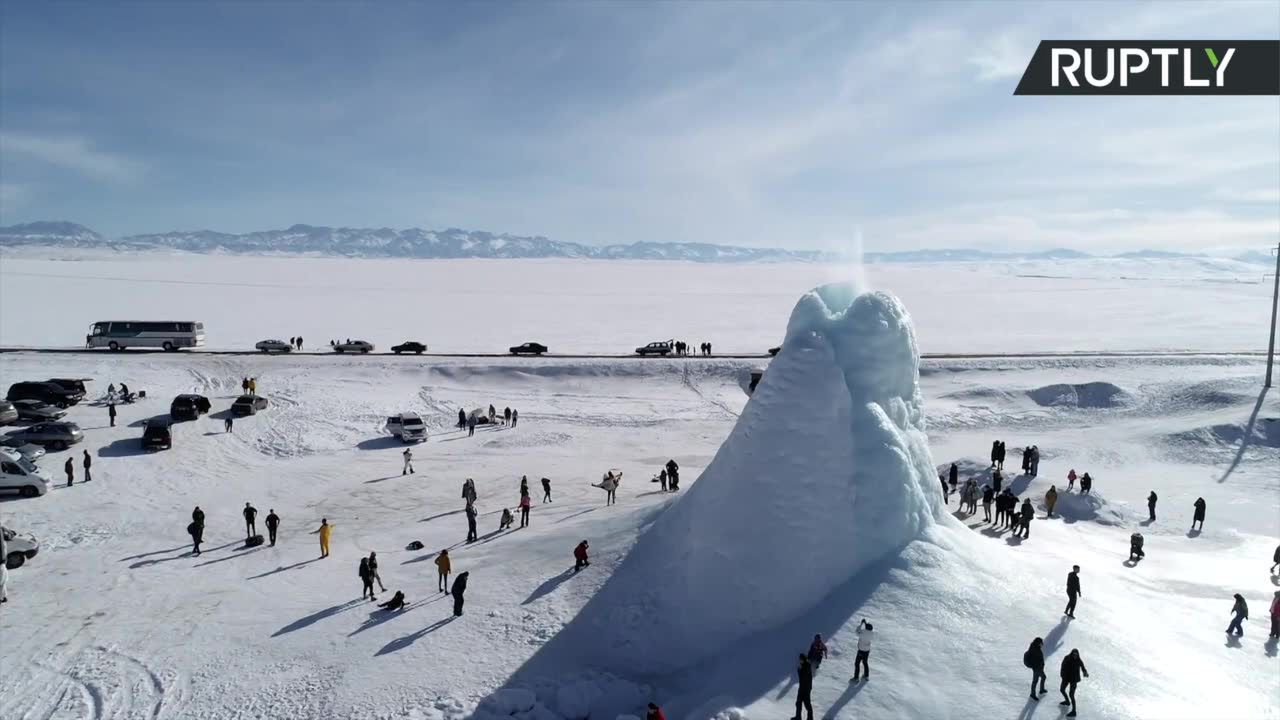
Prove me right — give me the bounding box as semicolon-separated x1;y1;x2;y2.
142;419;173;451
509;342;548;355
231;395;269;416
391;341;427;354
46;378;91;396
6;382;84;408
170;394;212;421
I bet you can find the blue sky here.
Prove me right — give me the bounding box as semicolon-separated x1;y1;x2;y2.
1;1;1277;252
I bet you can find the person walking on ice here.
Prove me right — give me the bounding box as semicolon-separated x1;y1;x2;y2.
1067;468;1076;491
451;571;469;616
435;549;451;593
224;416;233;433
402;448;414;475
465;503;478;543
541;477;552;503
265;509;280;546
318;518;332;558
792;654;814;720
1064;565;1081;618
852;619;873;681
1147;491;1158;522
359;557;376;601
1024;637;1047;700
1058;648;1089;717
1191;497;1206;531
1226;593;1249;636
369;551;386;592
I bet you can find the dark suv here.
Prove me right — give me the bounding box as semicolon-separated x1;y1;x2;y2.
142;419;173;451
6;382;84;408
46;378;90;396
170;394;212;421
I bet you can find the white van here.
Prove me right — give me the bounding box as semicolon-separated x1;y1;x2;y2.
0;448;53;497
385;413;427;443
2;525;40;568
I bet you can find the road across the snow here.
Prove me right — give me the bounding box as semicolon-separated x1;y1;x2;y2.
0;347;1267;360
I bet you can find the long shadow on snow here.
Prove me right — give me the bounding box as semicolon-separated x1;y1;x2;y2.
521;568;579;606
480;543;910;719
348;597;443;637
97;439;150;458
1219;386;1270;483
249;556;323;579
273;599;364;636
375;616;456;655
823;680;866;719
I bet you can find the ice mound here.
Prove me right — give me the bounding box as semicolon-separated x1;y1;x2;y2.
556;283;943;675
1027;381;1130;408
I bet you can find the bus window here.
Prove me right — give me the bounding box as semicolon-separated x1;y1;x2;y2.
92;322;107;336
179;322;193;332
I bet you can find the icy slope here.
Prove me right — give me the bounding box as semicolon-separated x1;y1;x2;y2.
533;284;943;675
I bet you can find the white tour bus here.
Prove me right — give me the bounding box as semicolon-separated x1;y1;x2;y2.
85;321;206;351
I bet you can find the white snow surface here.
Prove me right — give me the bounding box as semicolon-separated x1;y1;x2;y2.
0;267;1277;720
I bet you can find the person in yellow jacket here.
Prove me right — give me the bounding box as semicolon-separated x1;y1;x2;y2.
435;549;451;594
1045;486;1059;518
318;518;333;558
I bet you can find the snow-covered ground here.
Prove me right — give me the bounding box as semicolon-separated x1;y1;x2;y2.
1;343;1276;719
0;252;1273;353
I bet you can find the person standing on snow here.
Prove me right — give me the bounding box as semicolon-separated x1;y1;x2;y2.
82;450;92;482
488;405;496;424
248;377;257;395
64;457;74;487
318;518;332;558
1019;498;1035;538
852;619;873;681
1080;472;1093;494
997;440;1006;469
939;475;949;504
1267;590;1280;639
462;478;477;507
1147;491;1158;522
948;463;959;495
665;459;679;491
457;408;466;429
793;654;814;720
435;549;451;593
224;415;233;433
503;407;511;425
1024;637;1047;700
1226;593;1249;636
1029;445;1040;477
369;552;386;592
991;440;1000;468
511;408;518;427
1067;468;1077;491
806;633;828;674
467;414;476;437
359;557;376;601
981;485;994;523
402;448;414;475
595;472;619;506
1058;648;1089;717
1045;485;1058;518
296;336;303;351
1065;565;1081;618
451;571;469;616
519;475;529;497
265;509;280;546
574;540;590;572
541;477;552;503
519;492;531;528
243;502;258;539
992;468;1003;493
1021;446;1031;474
465;503;478;543
241;377;249;394
189;506;205;555
1192;497;1206;531
108;402;117;427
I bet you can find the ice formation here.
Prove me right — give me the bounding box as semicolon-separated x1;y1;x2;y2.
562;282;943;674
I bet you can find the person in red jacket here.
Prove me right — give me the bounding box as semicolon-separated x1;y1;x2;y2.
574;540;590;572
646;703;665;720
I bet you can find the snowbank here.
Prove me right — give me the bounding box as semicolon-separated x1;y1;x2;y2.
549;283;943;675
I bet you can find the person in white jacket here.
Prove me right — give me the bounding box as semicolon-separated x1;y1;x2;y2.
402;448;414;476
852;619;873;681
594;471;620;506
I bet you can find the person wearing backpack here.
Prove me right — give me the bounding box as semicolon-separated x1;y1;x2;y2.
806;633;827;674
1023;637;1047;700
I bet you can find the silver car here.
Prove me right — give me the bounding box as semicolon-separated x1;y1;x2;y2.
255;339;293;353
333;340;374;353
12;399;68;422
4;422;84;450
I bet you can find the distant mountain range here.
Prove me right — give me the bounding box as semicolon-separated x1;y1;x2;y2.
0;220;1271;265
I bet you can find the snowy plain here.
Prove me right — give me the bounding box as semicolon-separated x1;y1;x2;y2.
0;253;1277;720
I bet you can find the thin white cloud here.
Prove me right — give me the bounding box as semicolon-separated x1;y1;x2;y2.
0;131;141;183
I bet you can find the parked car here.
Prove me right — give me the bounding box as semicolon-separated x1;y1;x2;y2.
170;394;212;421
4;422;84;450
0;400;17;426
2;525;40;569
6;381;85;408
255;339;293;353
509;342;548;355
391;341;427;354
0;441;46;462
385;413;427;443
231;395;269;416
12;399;68;422
0;448;52;498
333;340;374;353
46;378;91;395
635;341;673;356
142;418;173;451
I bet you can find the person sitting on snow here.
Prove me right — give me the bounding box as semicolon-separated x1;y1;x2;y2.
378;591;407;611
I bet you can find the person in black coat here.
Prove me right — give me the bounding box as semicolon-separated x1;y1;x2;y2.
997;440;1006;469
948;463;959;492
1019;499;1035;537
665;459;680;491
1065;565;1081;618
243;503;258;539
542;477;552;503
359;558;376;601
64;457;74;487
991;441;1000;467
981;485;994;522
465;503;478;543
1147;491;1158;522
793;654;814;720
457;408;466;429
108;402;117;427
82;450;92;482
1191;497;1206;531
265;510;280;546
188;518;204;555
451;571;469;616
1024;637;1047;699
378;590;406;611
1059;649;1089;716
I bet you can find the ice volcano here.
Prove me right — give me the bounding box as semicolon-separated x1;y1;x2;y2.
554;283;945;676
